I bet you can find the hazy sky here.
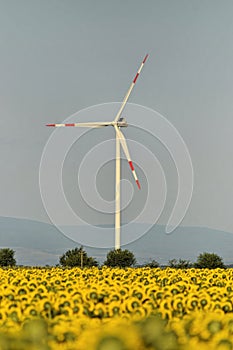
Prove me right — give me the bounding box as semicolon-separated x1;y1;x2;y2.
1;0;233;234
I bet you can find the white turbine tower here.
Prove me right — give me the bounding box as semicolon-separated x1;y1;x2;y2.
47;54;148;249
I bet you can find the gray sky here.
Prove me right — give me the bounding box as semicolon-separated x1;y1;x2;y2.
1;0;233;234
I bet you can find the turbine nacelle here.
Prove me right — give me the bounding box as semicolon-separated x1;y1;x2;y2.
116;117;128;128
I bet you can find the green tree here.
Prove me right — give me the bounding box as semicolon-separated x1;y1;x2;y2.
0;248;16;266
168;258;192;269
59;247;98;268
104;249;136;268
194;252;225;269
144;259;160;268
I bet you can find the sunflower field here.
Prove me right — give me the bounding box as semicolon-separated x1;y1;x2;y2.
0;267;233;349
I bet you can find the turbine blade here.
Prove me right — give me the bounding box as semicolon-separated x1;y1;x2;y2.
114;126;141;189
46;122;112;128
114;54;149;123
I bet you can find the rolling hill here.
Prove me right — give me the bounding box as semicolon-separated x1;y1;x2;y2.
0;217;233;266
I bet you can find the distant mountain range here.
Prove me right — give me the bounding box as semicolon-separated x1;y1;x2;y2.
0;216;233;266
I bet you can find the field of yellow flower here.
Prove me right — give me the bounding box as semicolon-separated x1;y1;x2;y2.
0;267;233;349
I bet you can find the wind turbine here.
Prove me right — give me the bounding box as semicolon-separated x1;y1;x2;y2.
47;54;148;249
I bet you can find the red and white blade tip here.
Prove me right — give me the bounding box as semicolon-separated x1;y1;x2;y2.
128;161;141;190
46;123;76;127
132;54;149;84
136;180;141;190
143;53;149;63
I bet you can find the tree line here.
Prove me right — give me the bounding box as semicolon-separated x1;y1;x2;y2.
0;247;227;269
